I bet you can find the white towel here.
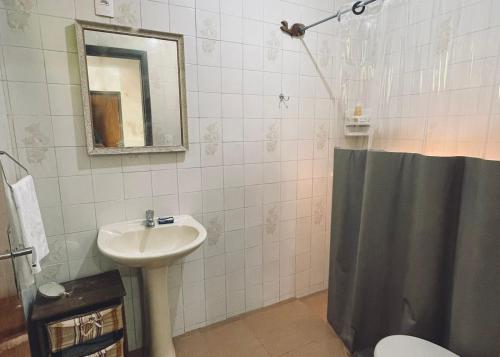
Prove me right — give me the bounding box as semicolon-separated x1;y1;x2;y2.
11;175;49;273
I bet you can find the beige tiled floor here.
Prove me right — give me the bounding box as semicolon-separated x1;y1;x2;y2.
172;291;349;357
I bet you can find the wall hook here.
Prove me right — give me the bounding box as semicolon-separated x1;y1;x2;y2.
279;93;290;108
352;1;366;15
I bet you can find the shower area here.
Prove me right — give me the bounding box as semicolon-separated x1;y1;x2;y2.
295;0;500;356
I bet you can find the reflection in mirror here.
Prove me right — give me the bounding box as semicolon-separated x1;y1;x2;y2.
87;46;151;147
76;21;188;155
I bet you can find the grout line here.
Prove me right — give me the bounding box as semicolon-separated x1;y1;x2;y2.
36;4;71;272
216;0;229;324
480;37;500;159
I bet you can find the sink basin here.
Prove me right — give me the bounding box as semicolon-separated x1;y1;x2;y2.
97;215;206;357
97;215;207;268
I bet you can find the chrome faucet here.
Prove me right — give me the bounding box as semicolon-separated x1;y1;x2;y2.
145;209;155;228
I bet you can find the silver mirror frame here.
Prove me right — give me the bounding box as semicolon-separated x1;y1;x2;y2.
75;20;189;155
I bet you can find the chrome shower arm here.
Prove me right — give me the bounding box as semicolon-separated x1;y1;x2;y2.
281;0;379;37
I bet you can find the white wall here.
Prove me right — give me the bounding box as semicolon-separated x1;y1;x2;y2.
0;0;345;350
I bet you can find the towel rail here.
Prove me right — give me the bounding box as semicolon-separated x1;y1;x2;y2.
0;151;30;189
0;247;37;267
0;151;38;274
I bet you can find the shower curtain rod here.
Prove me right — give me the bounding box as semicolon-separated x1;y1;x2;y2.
281;0;379;37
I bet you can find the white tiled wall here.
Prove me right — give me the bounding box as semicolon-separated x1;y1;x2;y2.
0;0;350;350
367;0;500;159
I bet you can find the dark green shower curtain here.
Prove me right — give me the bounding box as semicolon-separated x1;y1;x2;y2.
327;149;500;357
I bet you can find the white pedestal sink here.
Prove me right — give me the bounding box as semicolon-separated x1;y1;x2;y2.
97;215;207;357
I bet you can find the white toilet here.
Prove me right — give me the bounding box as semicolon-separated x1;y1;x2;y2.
375;335;459;357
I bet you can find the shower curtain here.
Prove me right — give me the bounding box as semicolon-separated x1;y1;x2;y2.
327;149;500;357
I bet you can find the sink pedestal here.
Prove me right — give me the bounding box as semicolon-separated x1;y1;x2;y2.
97;216;207;357
143;266;175;357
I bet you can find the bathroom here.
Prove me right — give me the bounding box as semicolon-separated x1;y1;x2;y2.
0;0;498;356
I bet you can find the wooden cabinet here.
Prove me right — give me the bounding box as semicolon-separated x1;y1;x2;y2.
30;270;128;357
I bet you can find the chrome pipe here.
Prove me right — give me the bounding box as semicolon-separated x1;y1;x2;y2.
0;246;37;267
301;0;379;32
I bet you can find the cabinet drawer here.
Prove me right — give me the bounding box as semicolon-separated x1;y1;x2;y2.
46;305;123;353
84;338;124;357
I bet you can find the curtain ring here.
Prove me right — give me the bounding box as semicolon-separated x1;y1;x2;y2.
337;9;342;22
352;1;366;15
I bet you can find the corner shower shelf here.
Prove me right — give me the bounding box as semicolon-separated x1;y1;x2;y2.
344;115;371;137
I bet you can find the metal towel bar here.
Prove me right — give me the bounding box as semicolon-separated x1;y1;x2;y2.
0;151;36;268
0;246;37;267
0;150;30;189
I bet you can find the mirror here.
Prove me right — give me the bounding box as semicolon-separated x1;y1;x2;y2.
76;21;188;155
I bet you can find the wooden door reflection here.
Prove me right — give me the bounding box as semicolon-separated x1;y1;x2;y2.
91;91;123;148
